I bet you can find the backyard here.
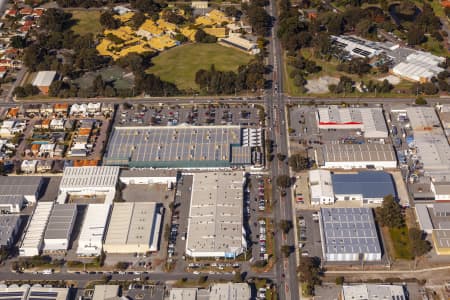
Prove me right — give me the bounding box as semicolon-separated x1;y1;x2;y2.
147;43;252;91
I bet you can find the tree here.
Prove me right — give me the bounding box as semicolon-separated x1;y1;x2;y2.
277;153;286;161
288;154;309;172
197;276;208;284
407;26;425;45
297;256;321;296
281;245;292;257
279;220;293;233
409;228;431;257
276;175;291;189
375;194;404;228
233;271;243;282
10;36;26;48
100;11;119;29
131;12;146;29
335;276;344;285
39;8;72;32
195;29;217;43
115;261;129;270
415;96;427;105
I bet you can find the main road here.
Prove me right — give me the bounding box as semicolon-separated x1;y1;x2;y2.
265;0;300;299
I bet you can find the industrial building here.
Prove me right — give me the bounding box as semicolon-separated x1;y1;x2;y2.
57;166;120;204
185;172;246;258
0;215;22;248
332;171;397;205
319;207;382;262
77;204;111;256
92;285;119;300
317;106;388;138
432;230;450;255
430;181;450;201
19;201;53;257
31;71;57;94
119;169;177;185
392;52;445;82
219;36;260;55
320;143;397;169
331;35;385;58
209;283;251;300
43;204;77;252
103;202;162;253
0;285;69;300
169;288;198;300
341;284;406;300
0;195;25;213
0;176;43;203
104;126;261;168
309;170;334;205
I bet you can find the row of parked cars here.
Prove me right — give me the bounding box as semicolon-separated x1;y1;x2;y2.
257;177;266;211
259;219;268;261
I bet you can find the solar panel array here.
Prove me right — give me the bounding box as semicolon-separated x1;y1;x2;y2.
320;207;381;255
104;126;251;168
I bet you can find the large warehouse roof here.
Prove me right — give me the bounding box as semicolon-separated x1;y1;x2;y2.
320;207;381;260
392;52;444;82
44;204;77;241
0;176;42;197
0;286;69;300
19;201;53;256
104;126;252;168
77;204;110;256
186;172;245;258
406;107;441;130
0;215;21;247
331;171;396;199
317;106;388;138
60;166;120;189
309;170;334;199
322;143;396;164
209;283;251;300
341;284;406;300
104;202;162;253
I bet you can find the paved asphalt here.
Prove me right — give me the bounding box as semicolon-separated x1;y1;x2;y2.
264;0;301;299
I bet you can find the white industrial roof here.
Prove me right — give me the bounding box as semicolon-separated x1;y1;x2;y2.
309;170;334;199
92;285;119;300
392;52;444;82
341;284;405;300
0;286;69;300
20;201;53;252
77;204;110;250
60;166;120;189
209;283;251;300
317;106;388;138
322;144;396;163
220;36;256;51
32;71;56;87
104;202;161;251
186;172;245;257
168;288;198;300
406;107;441;130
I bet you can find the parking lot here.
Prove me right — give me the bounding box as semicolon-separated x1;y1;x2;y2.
116;103;262;127
297;210;323;260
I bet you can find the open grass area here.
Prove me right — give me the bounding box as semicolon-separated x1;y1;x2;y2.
422;36;448;57
389;226;413;260
147;43;252;91
70;10;102;36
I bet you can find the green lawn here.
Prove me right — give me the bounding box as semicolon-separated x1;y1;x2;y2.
70;10;102;36
389;226;413;260
147;43;252;91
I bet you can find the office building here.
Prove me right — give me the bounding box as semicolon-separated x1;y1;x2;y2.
341;284;406;300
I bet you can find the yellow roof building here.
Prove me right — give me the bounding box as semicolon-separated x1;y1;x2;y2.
157;19;178;32
148;35;177;51
138;20;163;36
203;27;227;38
180;27;197;41
104;26;135;41
114;12;135;23
208;9;229;24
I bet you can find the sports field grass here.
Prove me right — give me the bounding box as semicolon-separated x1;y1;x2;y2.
71;10;102;36
147;43;252;91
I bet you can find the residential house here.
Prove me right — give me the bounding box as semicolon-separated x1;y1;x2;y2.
21;160;37;174
37;160;53;173
50;119;65;131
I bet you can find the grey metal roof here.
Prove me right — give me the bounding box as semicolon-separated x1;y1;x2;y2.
104;125;250;168
32;71;56;87
44;204;77;240
331;171;397;199
433;203;450;214
0;176;42;197
323;143;396;163
320;207;381;255
0;215;21;247
0;195;24;206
